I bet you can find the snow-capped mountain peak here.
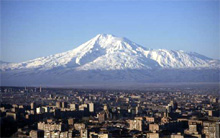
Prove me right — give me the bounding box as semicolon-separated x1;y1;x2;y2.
0;34;219;72
76;33;143;51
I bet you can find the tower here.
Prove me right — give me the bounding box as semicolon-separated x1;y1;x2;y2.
89;103;94;112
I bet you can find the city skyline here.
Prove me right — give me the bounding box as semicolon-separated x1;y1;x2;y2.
1;86;219;137
1;1;219;137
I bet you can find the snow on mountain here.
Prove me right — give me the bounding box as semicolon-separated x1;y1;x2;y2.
0;34;219;72
141;49;219;68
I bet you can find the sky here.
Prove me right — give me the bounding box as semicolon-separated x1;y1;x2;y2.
1;0;219;62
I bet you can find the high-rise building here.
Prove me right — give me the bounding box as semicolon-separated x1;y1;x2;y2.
62;102;67;108
89;103;94;112
135;105;142;114
70;103;78;111
56;102;62;108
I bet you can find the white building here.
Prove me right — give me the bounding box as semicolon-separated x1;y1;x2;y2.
127;119;142;131
36;107;45;114
89;103;94;112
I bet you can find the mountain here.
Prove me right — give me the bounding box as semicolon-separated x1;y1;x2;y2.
1;34;219;87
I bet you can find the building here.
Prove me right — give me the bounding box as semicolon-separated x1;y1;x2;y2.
98;133;112;138
36;107;45;114
42;106;50;113
98;111;106;123
135;105;142;114
31;102;36;110
79;104;88;111
56;102;62;108
149;124;159;132
70;103;78;111
74;123;86;131
170;100;178;110
98;108;112;123
128;119;142;131
89;103;94;112
104;104;108;111
146;132;159;138
145;117;155;123
184;124;202;138
29;130;44;138
80;128;88;138
68;118;74;126
6;112;17;120
90;132;112;138
62;102;67;108
170;133;184;138
44;130;72;138
38;121;65;131
203;121;220;138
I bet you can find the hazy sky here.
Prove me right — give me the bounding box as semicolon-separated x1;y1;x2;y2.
1;0;219;62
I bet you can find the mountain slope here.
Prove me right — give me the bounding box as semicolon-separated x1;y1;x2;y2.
1;34;219;86
0;34;219;71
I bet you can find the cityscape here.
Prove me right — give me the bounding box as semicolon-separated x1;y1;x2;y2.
0;86;219;138
1;0;219;138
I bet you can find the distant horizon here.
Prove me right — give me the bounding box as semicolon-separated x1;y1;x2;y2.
1;81;219;90
1;1;219;62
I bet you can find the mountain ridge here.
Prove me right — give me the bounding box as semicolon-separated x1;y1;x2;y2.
1;34;219;86
1;34;219;72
